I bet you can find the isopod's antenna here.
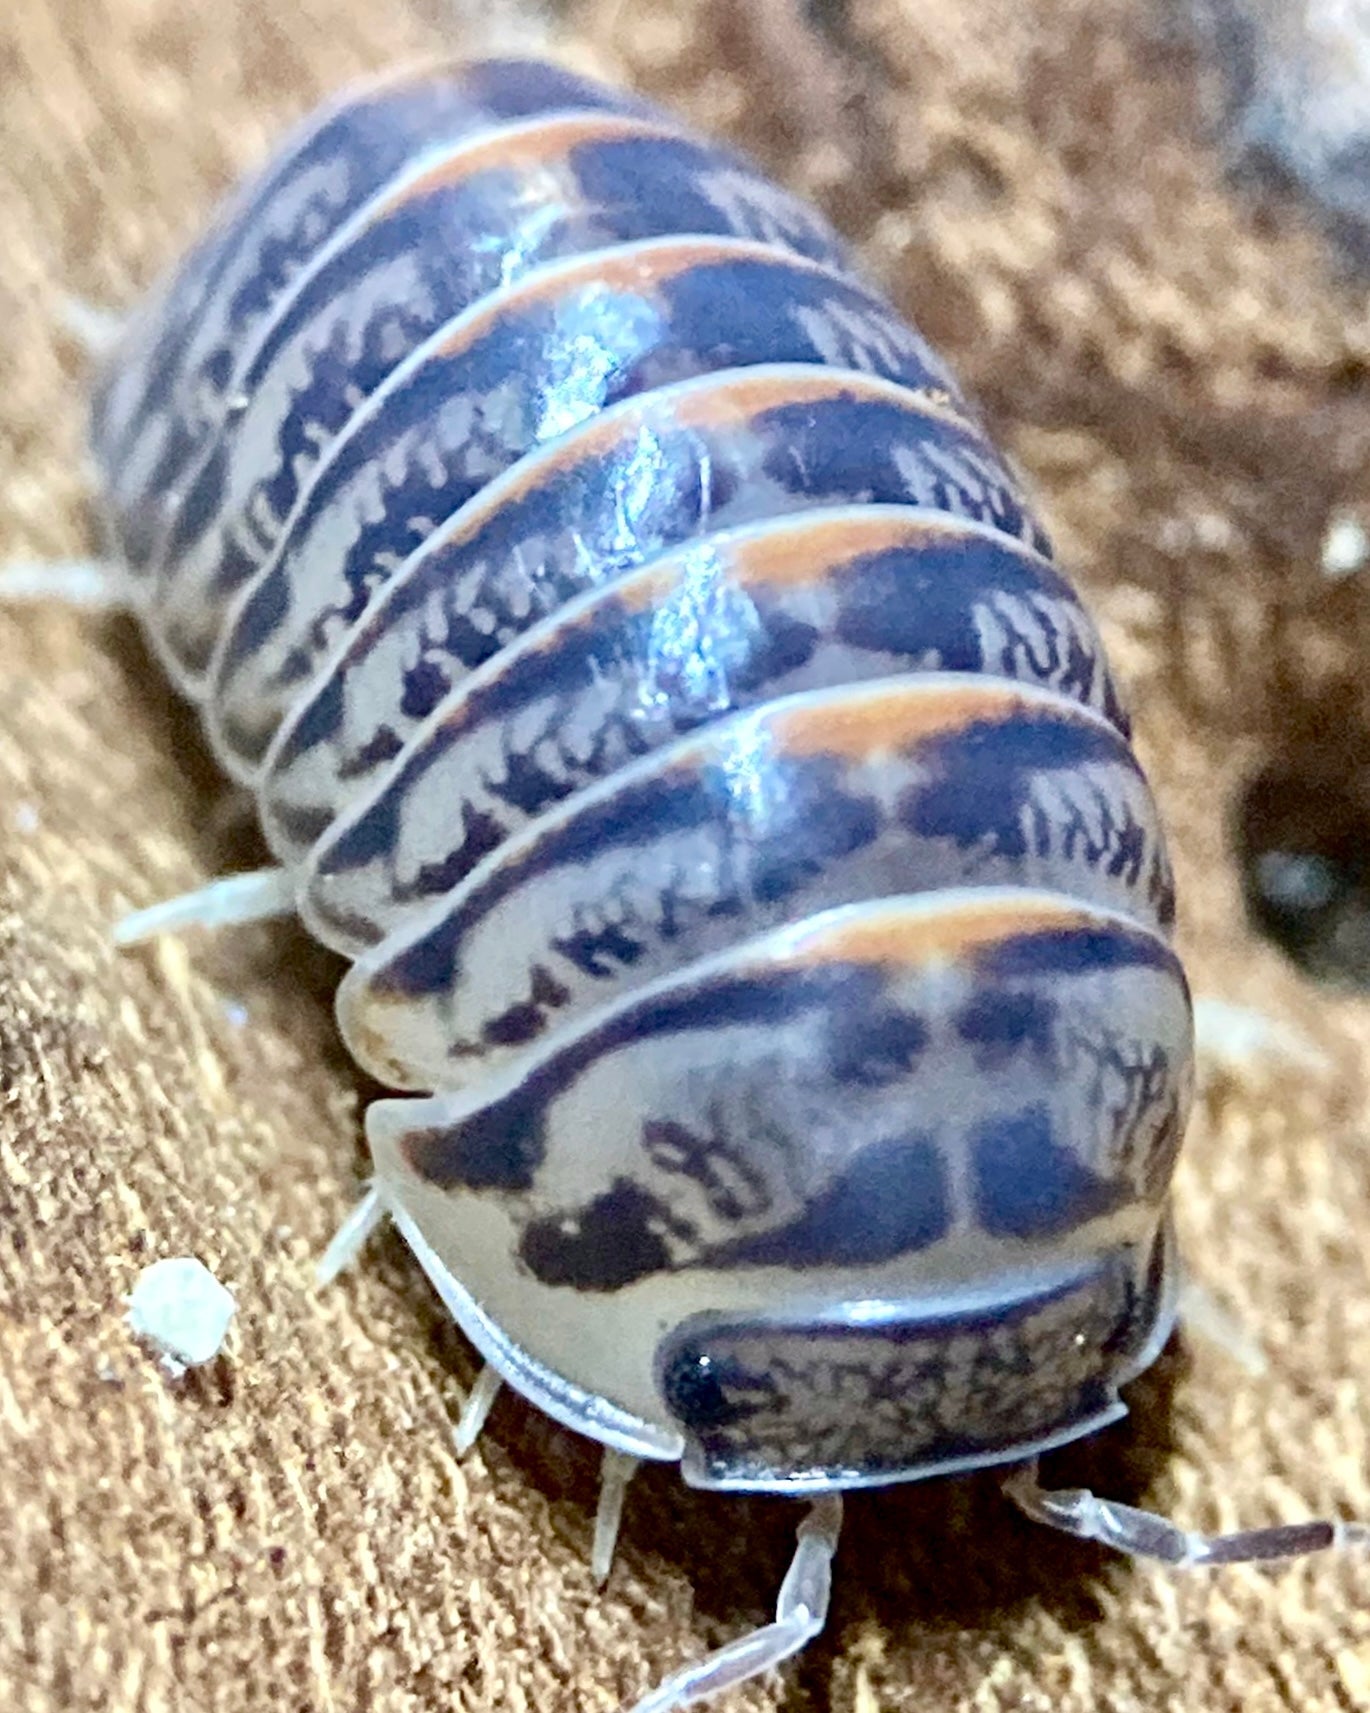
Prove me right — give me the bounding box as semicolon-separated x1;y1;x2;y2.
1005;1461;1370;1566
624;1495;842;1713
0;557;129;609
112;866;297;945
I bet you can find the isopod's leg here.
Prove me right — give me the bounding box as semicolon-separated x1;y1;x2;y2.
453;1364;504;1456
1191;996;1327;1077
1176;1274;1268;1377
0;557;130;609
625;1495;842;1713
592;1449;640;1586
315;1185;388;1286
1004;1461;1370;1566
113;866;296;945
57;293;129;362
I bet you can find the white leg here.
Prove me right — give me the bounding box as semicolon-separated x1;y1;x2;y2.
315;1186;387;1287
1005;1460;1370;1566
113;866;296;945
1177;1275;1268;1377
57;294;129;361
453;1364;504;1456
1191;996;1327;1076
592;1448;640;1586
625;1495;842;1713
0;557;131;610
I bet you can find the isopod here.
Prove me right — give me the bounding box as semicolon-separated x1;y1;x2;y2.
47;53;1370;1711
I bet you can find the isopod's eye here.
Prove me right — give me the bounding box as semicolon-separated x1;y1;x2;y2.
1236;766;1370;982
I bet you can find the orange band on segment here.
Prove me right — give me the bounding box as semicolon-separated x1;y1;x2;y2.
765;678;1091;760
667;367;968;433
726;508;1040;588
777;893;1167;973
414;369;985;553
374;113;686;216
429;235;835;361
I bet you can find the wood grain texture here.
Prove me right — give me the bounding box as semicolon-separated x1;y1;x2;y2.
3;1;1370;1709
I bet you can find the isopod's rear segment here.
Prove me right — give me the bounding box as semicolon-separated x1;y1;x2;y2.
367;891;1192;1487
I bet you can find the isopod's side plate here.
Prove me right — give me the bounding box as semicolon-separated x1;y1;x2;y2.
366;889;1194;1479
91;58;659;567
293;507;1130;958
240;365;1046;800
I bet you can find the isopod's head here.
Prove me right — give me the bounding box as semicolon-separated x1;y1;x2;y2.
368;886;1193;1492
657;1231;1178;1493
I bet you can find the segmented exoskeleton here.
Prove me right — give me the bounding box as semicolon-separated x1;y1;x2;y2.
78;55;1366;1713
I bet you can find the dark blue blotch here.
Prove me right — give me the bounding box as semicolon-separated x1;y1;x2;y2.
651;255;946;396
900;711;1125;859
826;1001;929;1086
973;1104;1123;1239
397;807;510;905
717;764;879;905
568;134;847;269
456;58;659;121
659;1343;773;1434
981;923;1180;982
708;1135;948;1268
518;1177;680;1290
220;560;289;674
400;655;454;722
312;786;400;879
404;1083;549;1193
553;918;648;980
833;533;1129;738
267;801;335;856
450;601;648;725
165;444;229;560
272;667;345;768
955;988;1057;1067
481;960;572;1049
622;959;880;1049
755;395;1034;542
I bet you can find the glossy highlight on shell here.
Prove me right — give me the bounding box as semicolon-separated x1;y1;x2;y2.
87;53;1203;1711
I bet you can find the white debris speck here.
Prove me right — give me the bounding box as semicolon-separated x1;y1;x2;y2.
13;802;38;834
1321;513;1370;578
221;999;249;1028
126;1257;236;1376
